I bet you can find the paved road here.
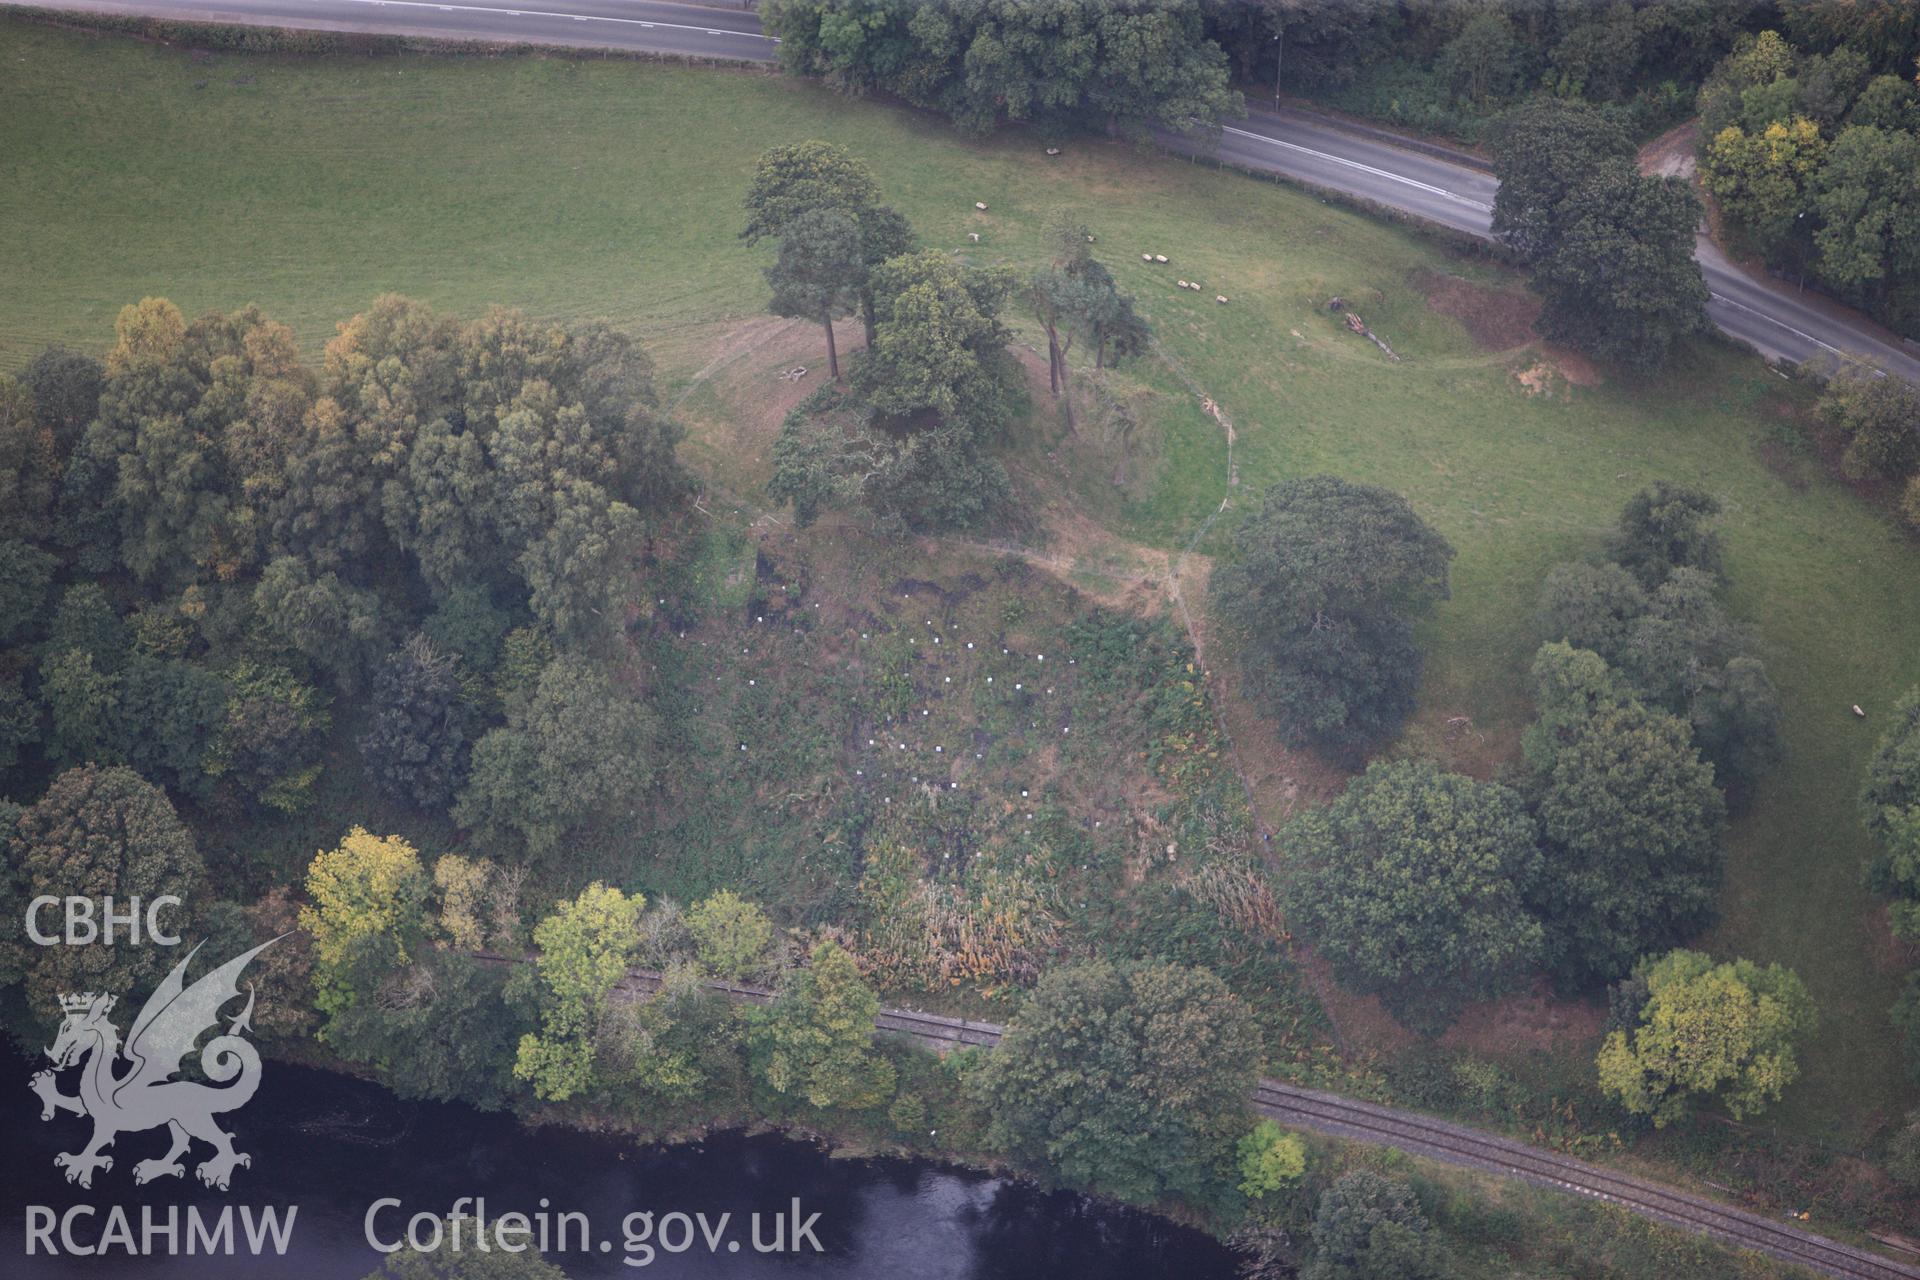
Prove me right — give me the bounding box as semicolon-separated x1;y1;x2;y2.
17;0;778;58
16;0;1920;377
1205;107;1920;378
15;3;1914;1260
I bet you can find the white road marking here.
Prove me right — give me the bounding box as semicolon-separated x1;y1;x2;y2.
1224;123;1908;369
1708;289;1847;358
326;0;776;41
1220;124;1494;211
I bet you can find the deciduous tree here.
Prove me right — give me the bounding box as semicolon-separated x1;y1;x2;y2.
1596;948;1815;1125
1532;159;1708;369
454;654;655;860
859;251;1023;434
1862;688;1920;944
1211;476;1453;754
251;555;391;692
1523;644;1726;987
21;345;104;457
1610;482;1724;589
300;827;431;1025
686;889;778;982
1818;364;1920;482
740;140;883;246
747;939;893;1111
1282;760;1543;1029
1704;118;1826;262
7;765;204;1006
207;660;330;814
0;376;60;540
515;882;645;1102
1304;1171;1448;1280
0;538;55;647
1237;1120;1307;1198
1488;99;1636;262
971;959;1258;1206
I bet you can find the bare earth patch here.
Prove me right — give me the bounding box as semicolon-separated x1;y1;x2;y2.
1638;120;1700;181
1545;344;1603;387
1514;361;1562;397
1514;348;1602;395
1440;979;1607;1061
1415;269;1541;350
1412;269;1603;389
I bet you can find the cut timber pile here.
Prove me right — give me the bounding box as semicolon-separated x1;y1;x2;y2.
1337;305;1400;362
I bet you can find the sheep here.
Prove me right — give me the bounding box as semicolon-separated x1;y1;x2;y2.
974;201;988;211
1045;147;1061;156
1154;254;1168;263
1853;704;1867;717
968;232;980;242
1216;295;1229;304
1142;253;1153;261
1178;279;1190;289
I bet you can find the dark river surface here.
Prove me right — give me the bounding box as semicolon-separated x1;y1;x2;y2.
3;1048;1238;1278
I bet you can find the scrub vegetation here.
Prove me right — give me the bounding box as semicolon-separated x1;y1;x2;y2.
3;12;1919;1276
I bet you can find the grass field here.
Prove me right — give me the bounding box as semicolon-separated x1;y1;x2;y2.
5;16;1918;1151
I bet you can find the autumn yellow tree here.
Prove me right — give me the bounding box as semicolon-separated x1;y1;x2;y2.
300;828;431;1025
685;889;776;982
1596;949;1815;1125
514;882;645;1101
1704;118;1827;262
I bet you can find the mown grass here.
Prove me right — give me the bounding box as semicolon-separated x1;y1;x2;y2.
5;16;1917;1147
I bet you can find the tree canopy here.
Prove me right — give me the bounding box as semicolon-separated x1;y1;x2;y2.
746;939;894;1111
1304;1170;1448;1280
1488;101;1706;367
1281;759;1543;1030
514;881;645;1102
1699;28;1920;338
971;958;1259;1206
1862;688;1920;949
1211;475;1453;754
300;828;431;1026
1531;159;1708;368
1522;643;1726;988
1488;99;1639;262
740;139;883;245
1537;492;1782;798
359;633;470;810
767;0;1242;139
767;231;1023;534
1597;948;1816;1125
1611;482;1725;590
766;207;864;380
685;889;778;982
6;765;204;1006
454;653;655;860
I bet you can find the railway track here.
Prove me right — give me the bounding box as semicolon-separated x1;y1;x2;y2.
1249;1081;1919;1280
469;954;1917;1279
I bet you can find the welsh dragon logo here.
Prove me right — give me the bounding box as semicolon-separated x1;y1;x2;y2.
29;938;279;1191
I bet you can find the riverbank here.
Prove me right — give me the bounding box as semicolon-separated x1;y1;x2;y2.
3;1045;1240;1278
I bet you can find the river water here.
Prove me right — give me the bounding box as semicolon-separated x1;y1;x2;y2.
2;1049;1237;1278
